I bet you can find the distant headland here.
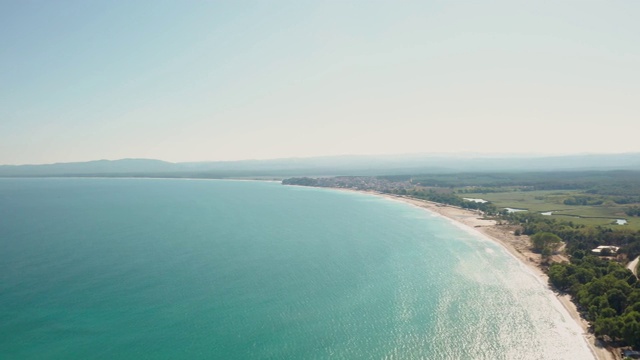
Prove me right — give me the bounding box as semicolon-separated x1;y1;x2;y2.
1;152;640;178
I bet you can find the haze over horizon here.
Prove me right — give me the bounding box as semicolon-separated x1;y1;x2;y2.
2;1;639;165
4;150;640;168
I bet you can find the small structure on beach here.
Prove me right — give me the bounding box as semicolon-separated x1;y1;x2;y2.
591;245;620;255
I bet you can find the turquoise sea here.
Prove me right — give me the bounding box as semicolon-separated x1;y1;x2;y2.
0;179;593;359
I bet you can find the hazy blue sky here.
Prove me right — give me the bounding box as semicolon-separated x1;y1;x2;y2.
1;1;638;165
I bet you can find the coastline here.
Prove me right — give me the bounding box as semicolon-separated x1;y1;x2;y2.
345;189;617;360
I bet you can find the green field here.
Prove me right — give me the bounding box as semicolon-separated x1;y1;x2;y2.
462;190;640;230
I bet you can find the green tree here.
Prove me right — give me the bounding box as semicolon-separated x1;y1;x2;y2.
621;312;640;347
531;232;563;253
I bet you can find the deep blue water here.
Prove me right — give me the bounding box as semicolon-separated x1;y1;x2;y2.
0;179;592;359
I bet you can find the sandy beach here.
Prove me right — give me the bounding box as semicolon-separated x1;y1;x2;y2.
358;191;618;360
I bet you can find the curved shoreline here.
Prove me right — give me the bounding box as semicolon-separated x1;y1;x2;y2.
340;189;616;360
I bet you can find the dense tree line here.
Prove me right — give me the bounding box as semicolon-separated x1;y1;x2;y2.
563;195;604;206
613;197;640;205
626;206;640;217
548;255;640;347
289;171;640;198
282;177;319;186
408;171;640;197
391;188;499;214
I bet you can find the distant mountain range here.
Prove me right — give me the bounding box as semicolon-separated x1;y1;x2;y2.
1;153;640;178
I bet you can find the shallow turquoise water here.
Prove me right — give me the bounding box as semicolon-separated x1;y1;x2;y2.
0;179;592;359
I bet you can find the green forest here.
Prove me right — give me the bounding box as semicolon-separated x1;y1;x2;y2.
548;255;640;347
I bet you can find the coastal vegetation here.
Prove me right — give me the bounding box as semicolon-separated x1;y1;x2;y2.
548;255;640;347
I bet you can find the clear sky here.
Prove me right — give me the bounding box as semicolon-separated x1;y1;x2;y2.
1;1;638;165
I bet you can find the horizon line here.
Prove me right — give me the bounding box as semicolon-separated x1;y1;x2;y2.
2;151;640;167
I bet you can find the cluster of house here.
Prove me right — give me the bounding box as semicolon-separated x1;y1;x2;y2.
310;176;412;192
